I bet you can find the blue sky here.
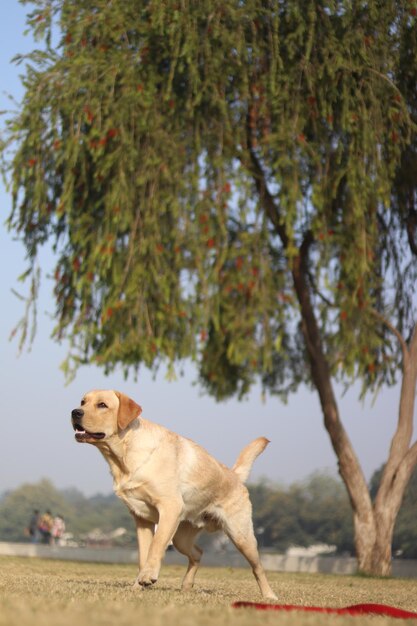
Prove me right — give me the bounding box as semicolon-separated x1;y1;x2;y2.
0;1;408;496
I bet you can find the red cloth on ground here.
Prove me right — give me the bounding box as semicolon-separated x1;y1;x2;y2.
232;602;417;619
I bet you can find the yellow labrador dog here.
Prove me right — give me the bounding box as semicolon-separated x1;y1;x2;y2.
71;389;277;599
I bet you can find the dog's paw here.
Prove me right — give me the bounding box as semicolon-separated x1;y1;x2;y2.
134;567;159;588
264;591;278;601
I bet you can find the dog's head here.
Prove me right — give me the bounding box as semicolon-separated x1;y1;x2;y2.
71;390;142;444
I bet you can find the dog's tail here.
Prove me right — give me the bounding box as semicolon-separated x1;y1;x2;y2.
232;437;270;483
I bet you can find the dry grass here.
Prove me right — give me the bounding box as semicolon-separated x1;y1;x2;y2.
1;556;417;626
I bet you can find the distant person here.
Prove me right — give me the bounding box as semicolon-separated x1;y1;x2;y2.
38;510;53;544
28;509;40;543
51;515;66;545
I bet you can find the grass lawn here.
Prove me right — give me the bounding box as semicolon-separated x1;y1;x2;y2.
0;556;416;626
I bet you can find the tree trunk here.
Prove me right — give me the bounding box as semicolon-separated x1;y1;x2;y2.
358;479;410;577
353;511;377;574
355;509;395;576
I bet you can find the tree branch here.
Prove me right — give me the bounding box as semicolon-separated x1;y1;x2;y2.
241;108;288;248
404;439;417;473
406;208;417;257
299;229;314;261
249;149;288;246
375;322;417;509
370;308;409;367
306;267;335;307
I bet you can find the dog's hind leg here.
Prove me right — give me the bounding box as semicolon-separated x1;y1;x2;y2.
226;521;277;600
223;500;277;600
172;521;203;591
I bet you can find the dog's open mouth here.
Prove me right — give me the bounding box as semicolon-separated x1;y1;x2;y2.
73;426;106;442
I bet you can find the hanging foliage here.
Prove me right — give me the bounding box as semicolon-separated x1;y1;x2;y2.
2;0;416;398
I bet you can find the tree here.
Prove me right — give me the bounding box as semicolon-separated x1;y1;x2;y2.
0;480;136;543
0;479;70;542
2;0;417;575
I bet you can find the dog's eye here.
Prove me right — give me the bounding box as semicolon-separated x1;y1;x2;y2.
80;399;85;406
97;402;108;409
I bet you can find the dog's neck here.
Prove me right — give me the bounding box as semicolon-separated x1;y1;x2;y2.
95;430;132;482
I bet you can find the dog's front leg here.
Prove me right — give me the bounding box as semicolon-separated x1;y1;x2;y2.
131;516;155;588
136;499;183;587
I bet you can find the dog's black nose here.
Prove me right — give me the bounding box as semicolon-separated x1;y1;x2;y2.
71;408;84;420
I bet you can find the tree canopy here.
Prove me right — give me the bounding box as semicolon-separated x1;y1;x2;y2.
3;0;417;398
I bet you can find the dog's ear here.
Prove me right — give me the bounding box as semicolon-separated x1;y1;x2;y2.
114;391;142;431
